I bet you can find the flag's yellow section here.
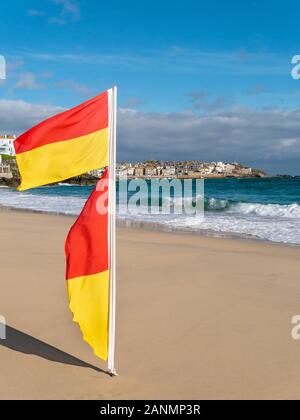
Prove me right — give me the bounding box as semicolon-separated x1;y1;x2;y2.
17;128;108;191
68;270;109;361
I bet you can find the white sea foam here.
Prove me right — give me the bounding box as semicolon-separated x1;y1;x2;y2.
206;197;229;210
57;182;78;187
160;213;300;244
230;202;300;218
0;189;86;215
0;188;300;244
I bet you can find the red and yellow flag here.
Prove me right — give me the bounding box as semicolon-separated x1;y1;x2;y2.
14;91;109;191
15;88;117;370
65;169;109;361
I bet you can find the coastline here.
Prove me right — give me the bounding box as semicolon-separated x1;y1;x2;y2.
1;176;299;245
1;208;300;399
0;174;271;189
1;203;299;248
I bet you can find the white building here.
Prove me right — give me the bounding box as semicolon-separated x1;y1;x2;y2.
0;135;16;156
215;162;226;173
223;163;236;174
126;167;135;176
162;166;176;176
145;167;157;177
116;166;126;177
239;167;252;175
202;166;214;175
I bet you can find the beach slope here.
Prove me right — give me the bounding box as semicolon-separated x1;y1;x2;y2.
0;209;300;399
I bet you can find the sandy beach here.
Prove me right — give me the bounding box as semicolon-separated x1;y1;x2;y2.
0;208;300;399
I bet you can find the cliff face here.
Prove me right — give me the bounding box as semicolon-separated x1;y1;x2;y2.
63;174;100;186
0;157;19;187
251;168;267;178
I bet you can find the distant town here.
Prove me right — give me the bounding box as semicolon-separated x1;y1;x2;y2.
113;160;267;179
0;134;268;186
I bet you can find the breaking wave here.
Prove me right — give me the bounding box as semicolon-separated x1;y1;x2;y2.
204;198;300;219
1;181;300;244
230;202;300;218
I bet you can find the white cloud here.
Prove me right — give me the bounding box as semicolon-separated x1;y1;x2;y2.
25;48;288;76
187;91;208;101
246;84;269;96
117;107;300;174
27;1;80;24
56;79;92;96
123;97;144;108
6;60;24;72
15;73;40;90
187;91;229;111
50;0;81;24
278;138;298;148
2;98;300;174
0;99;64;134
0;56;5;80
40;70;54;79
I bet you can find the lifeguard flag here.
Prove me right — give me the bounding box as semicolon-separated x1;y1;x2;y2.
65;168;109;361
14;91;109;191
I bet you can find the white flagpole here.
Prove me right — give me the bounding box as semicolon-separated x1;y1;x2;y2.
107;86;117;375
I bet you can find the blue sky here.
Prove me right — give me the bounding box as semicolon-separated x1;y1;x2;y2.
1;0;300;173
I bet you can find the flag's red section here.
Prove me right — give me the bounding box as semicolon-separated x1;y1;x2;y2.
65;169;109;280
14;91;108;154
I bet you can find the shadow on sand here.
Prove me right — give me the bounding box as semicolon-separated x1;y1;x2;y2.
0;325;107;374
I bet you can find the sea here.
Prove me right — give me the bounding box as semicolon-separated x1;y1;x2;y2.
0;177;300;245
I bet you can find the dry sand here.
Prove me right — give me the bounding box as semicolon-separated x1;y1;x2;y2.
0;208;300;399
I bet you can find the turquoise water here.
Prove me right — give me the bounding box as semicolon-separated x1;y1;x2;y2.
0;177;300;244
205;177;300;206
